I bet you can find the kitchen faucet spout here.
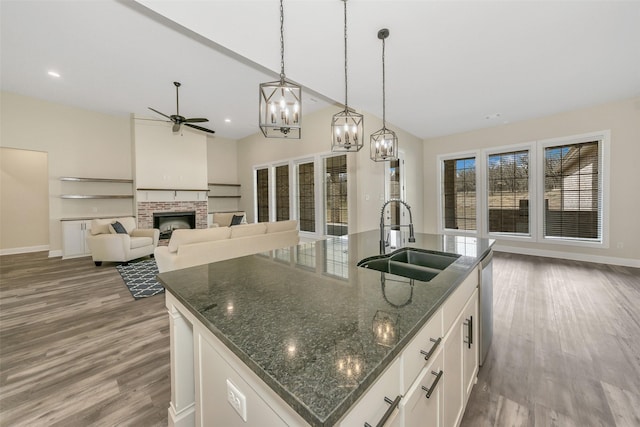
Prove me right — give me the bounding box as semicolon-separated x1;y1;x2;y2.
380;199;416;253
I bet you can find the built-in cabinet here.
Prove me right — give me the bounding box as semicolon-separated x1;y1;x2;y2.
59;177;136;259
61;219;92;259
165;266;480;427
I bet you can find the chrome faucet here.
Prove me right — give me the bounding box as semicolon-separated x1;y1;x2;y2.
380;199;416;253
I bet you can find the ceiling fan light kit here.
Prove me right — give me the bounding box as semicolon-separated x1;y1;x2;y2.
259;0;302;139
370;28;398;162
148;81;215;134
331;0;364;153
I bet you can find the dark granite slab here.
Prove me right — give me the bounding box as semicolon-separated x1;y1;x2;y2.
157;230;494;426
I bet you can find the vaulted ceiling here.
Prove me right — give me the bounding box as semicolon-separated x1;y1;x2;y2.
2;1;639;141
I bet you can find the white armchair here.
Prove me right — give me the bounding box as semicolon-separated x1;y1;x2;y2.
86;217;159;266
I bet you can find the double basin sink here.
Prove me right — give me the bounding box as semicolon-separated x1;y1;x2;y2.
357;247;460;282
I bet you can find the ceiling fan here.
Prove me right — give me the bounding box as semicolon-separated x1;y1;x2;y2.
148;81;215;134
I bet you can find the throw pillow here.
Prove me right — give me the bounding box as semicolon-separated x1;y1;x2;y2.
109;220;128;234
230;214;244;226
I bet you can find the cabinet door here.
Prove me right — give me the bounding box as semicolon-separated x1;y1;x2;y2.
443;311;463;427
62;220;90;258
402;349;444;427
462;289;479;401
339;358;402;427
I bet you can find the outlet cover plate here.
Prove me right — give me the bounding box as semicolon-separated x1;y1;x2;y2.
226;379;247;421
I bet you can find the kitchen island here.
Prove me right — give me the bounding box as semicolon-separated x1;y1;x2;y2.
158;230;494;427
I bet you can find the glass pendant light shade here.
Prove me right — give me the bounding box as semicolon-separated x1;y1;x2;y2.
259;0;302;139
370;127;398;161
259;79;301;138
331;0;363;152
370;28;398;162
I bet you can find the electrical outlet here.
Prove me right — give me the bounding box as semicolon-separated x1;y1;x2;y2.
226;379;247;421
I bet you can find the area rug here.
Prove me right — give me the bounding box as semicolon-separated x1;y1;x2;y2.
116;259;164;300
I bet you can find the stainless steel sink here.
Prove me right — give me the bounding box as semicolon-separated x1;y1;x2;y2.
357;248;460;282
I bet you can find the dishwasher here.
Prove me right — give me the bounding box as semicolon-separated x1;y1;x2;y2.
479;250;493;366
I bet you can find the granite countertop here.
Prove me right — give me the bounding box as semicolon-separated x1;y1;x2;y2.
157;230;494;427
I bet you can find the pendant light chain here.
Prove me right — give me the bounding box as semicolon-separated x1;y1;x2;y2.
279;0;285;83
343;0;348;110
381;35;386;127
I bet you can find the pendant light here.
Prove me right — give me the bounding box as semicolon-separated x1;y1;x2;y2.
331;0;363;152
259;0;301;139
370;28;398;162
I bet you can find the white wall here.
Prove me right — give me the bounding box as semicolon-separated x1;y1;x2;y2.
423;96;640;266
0;91;132;254
236;106;424;234
134;119;207;190
0;147;49;253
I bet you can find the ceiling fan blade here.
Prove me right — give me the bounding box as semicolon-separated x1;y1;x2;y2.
185;123;216;134
148;107;172;120
184;117;209;123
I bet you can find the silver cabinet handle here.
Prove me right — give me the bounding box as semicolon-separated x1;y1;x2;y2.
421;370;443;399
464;316;473;349
419;337;442;361
364;395;402;427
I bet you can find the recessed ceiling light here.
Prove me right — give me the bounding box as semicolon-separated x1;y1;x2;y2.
47;70;61;78
224;118;231;123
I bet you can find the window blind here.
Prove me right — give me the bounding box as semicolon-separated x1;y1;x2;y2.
487;150;529;234
325;155;348;236
443;157;476;231
275;165;290;221
544;140;600;240
256;168;269;223
297;162;315;232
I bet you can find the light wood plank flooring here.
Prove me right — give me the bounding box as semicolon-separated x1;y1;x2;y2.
1;251;639;426
0;252;169;427
461;252;640;427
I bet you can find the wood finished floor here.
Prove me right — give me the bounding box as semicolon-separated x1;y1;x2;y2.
0;251;638;426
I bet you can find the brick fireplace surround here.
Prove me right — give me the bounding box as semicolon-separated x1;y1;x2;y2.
137;201;208;230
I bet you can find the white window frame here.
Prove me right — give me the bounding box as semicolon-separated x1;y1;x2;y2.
483;142;536;242
437;150;480;236
536;130;610;248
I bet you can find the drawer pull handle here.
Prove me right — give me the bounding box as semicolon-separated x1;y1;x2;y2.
464;316;473;349
419;337;442;361
421;370;443;399
364;394;402;427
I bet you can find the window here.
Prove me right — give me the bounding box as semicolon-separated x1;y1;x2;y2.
325;155;348;236
256;168;269;222
487;150;530;235
543;140;601;241
275;165;289;221
443;157;476;232
297;161;315;232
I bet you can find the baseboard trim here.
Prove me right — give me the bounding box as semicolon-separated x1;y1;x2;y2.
0;245;49;256
49;249;63;258
493;244;640;268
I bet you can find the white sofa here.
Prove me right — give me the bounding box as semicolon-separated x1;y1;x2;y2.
86;217;160;266
155;220;299;273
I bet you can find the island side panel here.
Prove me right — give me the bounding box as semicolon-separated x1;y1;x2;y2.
167;294;196;427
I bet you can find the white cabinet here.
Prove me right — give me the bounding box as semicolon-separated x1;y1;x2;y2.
442;278;479;427
61;220;92;259
402;349;444;427
339;358;402;427
462;289;479;402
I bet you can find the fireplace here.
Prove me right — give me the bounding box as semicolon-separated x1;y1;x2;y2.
153;211;196;240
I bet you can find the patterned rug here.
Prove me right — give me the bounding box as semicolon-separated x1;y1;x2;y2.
116;258;164;300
